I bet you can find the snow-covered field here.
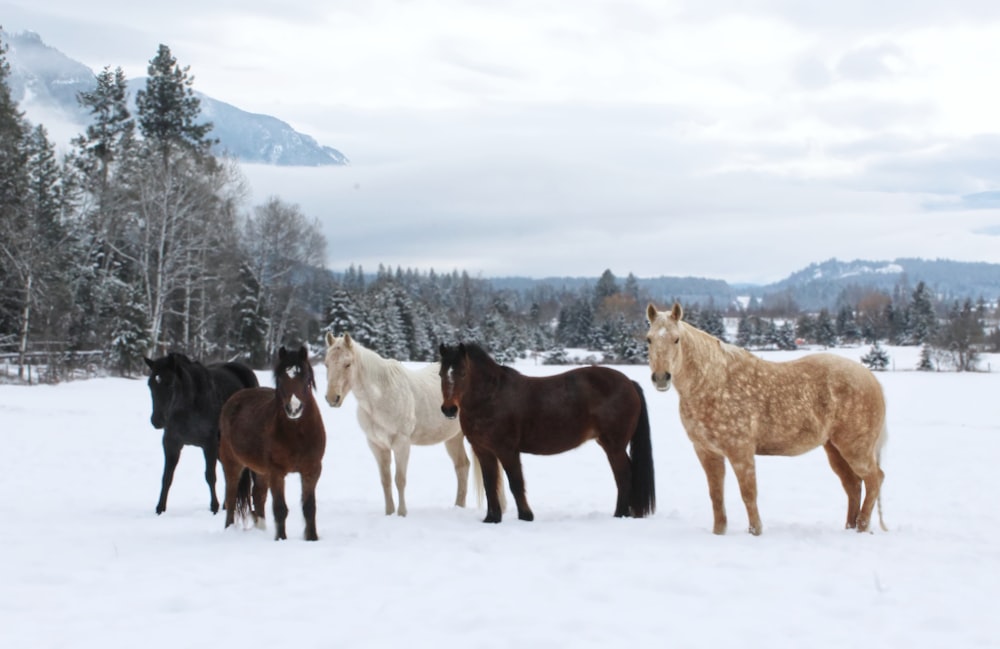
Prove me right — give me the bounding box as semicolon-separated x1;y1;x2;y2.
1;346;998;648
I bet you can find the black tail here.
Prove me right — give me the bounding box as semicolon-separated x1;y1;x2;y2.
628;381;656;518
234;468;253;522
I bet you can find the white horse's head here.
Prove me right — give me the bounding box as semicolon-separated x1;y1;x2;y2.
646;302;685;392
323;332;356;407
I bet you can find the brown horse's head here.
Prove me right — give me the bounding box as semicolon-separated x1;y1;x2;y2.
438;343;468;419
323;332;355;408
646;302;685;392
274;345;315;420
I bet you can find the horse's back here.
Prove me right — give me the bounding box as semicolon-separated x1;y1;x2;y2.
508;365;641;454
755;353;885;454
209;361;259;400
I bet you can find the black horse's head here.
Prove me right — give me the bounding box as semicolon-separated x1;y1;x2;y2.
144;354;186;429
438;343;468;420
274;346;315;420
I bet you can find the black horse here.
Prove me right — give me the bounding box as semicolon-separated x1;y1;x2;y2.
144;353;259;515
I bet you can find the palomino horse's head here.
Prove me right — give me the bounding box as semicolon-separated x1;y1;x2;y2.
437;343;468;420
323;332;356;408
144;353;183;429
274;346;315;420
646;302;685;392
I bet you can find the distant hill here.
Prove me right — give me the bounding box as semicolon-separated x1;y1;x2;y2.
4;30;348;166
493;258;1000;312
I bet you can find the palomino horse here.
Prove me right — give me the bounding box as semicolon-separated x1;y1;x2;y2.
438;342;655;523
219;346;326;540
646;303;887;535
143;353;258;515
324;332;492;516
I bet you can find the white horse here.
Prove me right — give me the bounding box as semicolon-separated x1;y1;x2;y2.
324;332;487;516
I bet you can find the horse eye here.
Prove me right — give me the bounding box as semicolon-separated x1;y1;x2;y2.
674;337;680;344
646;337;651;344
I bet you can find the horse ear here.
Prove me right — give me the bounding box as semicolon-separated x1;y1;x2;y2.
646;303;658;323
439;343;446;356
144;356;155;369
344;333;353;348
671;302;684;322
458;343;466;355
298;345;309;361
278;346;288;361
325;331;335;346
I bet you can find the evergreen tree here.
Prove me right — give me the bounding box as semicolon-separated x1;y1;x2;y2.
909;281;937;345
233;262;267;367
136;44;214;160
814;309;837;348
0;32;29;343
917;344;934;371
108;284;150;376
861;341;890;371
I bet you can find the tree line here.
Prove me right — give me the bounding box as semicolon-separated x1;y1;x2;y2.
0;34;994;383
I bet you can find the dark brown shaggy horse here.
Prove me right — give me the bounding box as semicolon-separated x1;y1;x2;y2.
438;343;655;523
219;346;326;540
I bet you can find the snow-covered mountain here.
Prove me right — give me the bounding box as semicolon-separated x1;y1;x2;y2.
4;30;348;167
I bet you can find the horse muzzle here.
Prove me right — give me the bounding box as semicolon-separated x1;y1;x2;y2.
325;393;343;408
651;371;672;392
285;394;304;420
150;414;165;429
441;405;458;420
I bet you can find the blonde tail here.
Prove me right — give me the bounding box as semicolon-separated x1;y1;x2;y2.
471;450;506;512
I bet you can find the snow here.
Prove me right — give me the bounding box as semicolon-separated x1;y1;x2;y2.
2;346;999;648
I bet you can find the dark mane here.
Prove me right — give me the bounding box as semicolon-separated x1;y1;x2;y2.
274;350;316;390
460;342;520;379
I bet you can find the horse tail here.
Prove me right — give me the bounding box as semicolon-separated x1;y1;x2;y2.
628;381;656;518
234;468;253;523
876;421;889;532
471;451;507;512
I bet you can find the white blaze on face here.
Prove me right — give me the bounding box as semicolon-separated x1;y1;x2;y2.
287;393;303;419
286;365;299;378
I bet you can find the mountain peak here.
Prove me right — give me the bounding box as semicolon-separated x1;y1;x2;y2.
3;30;349;167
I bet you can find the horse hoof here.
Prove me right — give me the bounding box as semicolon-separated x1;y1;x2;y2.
483;515;501;524
518;511;534;522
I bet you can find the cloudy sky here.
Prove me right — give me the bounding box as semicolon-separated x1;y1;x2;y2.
4;0;1000;284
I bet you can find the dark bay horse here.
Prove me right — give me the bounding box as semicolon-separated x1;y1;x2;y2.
219;346;326;541
646;302;887;535
438;343;655;523
144;353;258;515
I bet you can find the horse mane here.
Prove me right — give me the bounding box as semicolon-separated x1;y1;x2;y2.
461;342;518;378
166;352;212;405
274;349;316;390
347;338;412;391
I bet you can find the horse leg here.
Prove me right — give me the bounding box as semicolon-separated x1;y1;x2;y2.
693;445;728;534
156;436;183;515
392;440;410;517
729;450;762;535
498;451;533;522
444;434;471;508
270;473;289;541
202;443;220;514
473;446;503;523
251;471;269;529
837;444;885;533
367;439;395;515
220;455;242;529
597;440;632;517
823;442;862;529
300;464;322;541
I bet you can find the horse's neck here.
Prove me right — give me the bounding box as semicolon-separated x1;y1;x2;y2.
352;345;401;404
677;325;741;393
